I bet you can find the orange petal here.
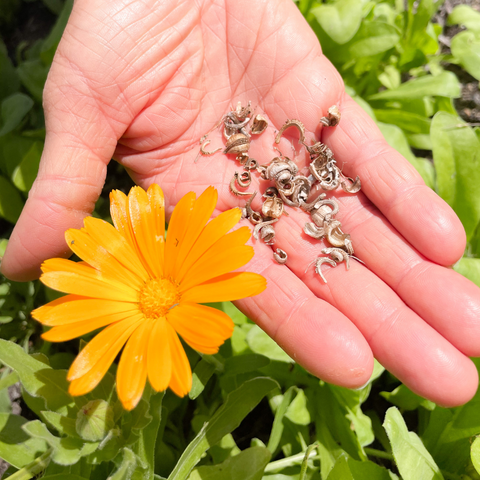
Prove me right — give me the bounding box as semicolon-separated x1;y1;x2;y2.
171;187;217;278
116;322;149;410
164;192;196;277
167;303;233;354
65;227;144;289
40;259;138;302
177;208;242;281
83;217;149;282
181;272;267;303
147;317;172;392
127;186;164;279
110;190;137;250
68;314;143;380
68;317;142;396
167;324;192;397
32;294;85;323
42;310;138;342
179;227;253;292
33;297;138;326
147;183;166;272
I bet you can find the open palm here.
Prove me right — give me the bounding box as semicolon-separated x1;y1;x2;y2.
3;0;480;406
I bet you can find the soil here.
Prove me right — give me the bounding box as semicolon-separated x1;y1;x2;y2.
435;0;480;123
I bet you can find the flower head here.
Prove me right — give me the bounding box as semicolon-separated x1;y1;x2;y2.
32;185;266;410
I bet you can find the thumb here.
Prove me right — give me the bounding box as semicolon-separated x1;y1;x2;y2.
1;76;118;281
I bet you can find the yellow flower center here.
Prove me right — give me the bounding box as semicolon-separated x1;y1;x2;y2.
138;278;180;319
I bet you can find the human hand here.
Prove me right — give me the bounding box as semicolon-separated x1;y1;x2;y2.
2;0;479;406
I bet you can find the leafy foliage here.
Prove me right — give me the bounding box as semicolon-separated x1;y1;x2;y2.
1;0;480;479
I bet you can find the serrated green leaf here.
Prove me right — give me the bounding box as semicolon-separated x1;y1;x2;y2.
22;420;97;466
450;30;480;81
447;5;480;31
383;407;444;480
0;175;23;223
454;257;480;287
12;140;42;192
0;93;34;136
431;112;480;240
168;377;278;480
0;413;48;468
188;446;271;480
369;72;461;100
0;339;75;413
310;0;363;44
246;326;293;363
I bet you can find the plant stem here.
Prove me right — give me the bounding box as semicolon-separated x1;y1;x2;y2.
7;448;52;480
364;447;394;461
265;451;320;472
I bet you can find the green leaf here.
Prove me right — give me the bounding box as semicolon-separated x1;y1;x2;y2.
168;377;278;480
373;110;430;134
22;420;98;466
0;93;34;137
471;436;480;475
447;5;480;31
285;389;311;426
348;21;400;58
246;326;293;363
0;339;75;414
108;448;137;480
450;31;480;81
40;0;74;65
267;387;296;454
0;413;48;468
383;407;444;480
381;385;435;411
42;411;79;438
42;476;89;480
314;384;367;461
131;391;164;480
12;140;42;192
377;122;435;188
190;358;217;400
454;257;480;287
431;112;480;240
0;175;23;223
224;353;270;376
369;72;461;100
188;446;271;480
0;40;20;102
17;60;49;102
326;455;396;480
310;0;363;44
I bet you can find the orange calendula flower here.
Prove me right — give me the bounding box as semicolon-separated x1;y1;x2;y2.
32;185;266;410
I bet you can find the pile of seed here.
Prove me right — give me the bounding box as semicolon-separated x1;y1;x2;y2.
198;103;361;283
